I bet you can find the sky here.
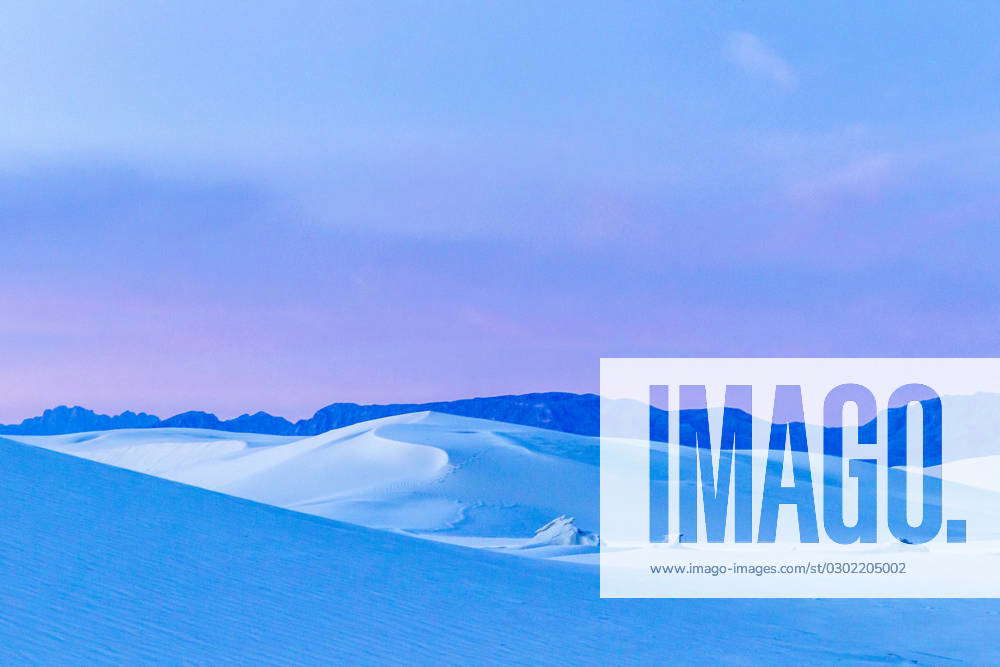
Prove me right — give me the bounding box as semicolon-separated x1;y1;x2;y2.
1;1;999;421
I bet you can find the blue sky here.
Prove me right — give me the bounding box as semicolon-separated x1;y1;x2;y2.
1;1;999;420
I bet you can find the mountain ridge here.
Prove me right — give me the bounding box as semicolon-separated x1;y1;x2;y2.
0;392;626;437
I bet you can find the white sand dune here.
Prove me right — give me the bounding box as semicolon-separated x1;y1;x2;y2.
15;411;599;543
20;408;1000;557
1;435;996;663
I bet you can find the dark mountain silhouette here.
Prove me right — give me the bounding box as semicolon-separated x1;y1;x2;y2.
296;393;605;436
0;406;160;435
0;392;643;438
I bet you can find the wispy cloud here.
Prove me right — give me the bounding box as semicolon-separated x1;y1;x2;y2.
786;153;898;210
726;31;796;88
